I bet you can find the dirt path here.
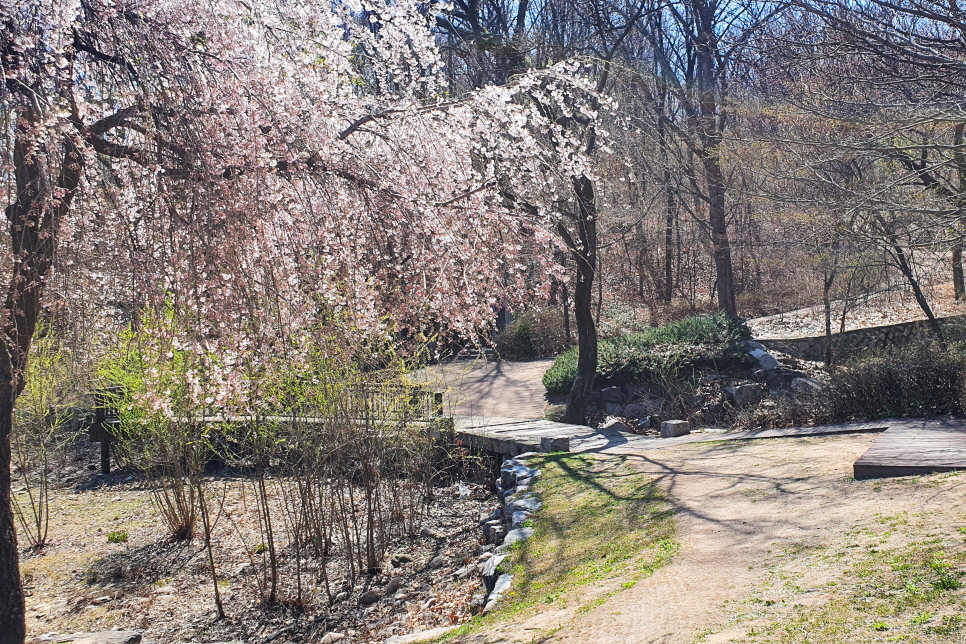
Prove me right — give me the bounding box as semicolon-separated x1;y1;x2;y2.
462;433;966;643
412;359;554;419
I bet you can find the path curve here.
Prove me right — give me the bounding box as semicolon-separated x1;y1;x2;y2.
461;433;966;643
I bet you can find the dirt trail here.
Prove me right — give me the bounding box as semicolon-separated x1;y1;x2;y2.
411;359;554;419
462;433;966;644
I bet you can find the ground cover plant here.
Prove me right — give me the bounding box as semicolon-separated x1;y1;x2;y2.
708;507;966;644
542;313;752;395
450;453;676;640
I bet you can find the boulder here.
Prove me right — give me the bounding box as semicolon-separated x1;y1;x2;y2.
600;386;624;403
505;495;542;514
481;553;508;592
791;377;824;395
765;368;809;392
604;402;623;415
427;555;444;569
484;573;514;613
749;348;779;370
496;527;534;552
660;419;691;438
725;384;764;407
510;510;530;528
600;417;632;432
385;577;402;596
744;340;766;352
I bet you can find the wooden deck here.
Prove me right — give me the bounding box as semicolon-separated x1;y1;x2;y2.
454;417;891;456
455;415;966;479
852;419;966;479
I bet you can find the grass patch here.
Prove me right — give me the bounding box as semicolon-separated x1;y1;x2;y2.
542;312;751;394
452;453;675;639
742;540;966;643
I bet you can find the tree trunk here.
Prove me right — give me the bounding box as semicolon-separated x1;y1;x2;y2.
563;176;598;426
706;157;738;319
0;381;24;644
877;215;944;339
823;269;836;368
953;245;964;300
561;283;572;345
0;120;82;644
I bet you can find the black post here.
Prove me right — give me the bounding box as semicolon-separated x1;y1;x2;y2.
100;439;111;476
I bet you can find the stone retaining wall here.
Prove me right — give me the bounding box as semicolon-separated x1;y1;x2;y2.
758;314;966;362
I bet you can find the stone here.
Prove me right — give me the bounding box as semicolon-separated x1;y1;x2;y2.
62;634;142;644
540;435;570;453
749;348;779;370
501;463;539;489
320;633;346;644
358;590;381;606
419;527;439;538
234;562;253;576
496;527;534;551
483;519;504;544
725;384;764;407
791;377;824;395
510;510;530;528
485;573;513;611
600;386;624;403
427;555;444;569
505;495;542;513
391;553;413;567
744;340;766;352
765;368;809;392
333;591;349;603
482;553;508;592
386;577;402;596
601;417;632;432
604;402;623;415
478;507;500;525
660;419;691;438
453;564;477;579
385;626;458;644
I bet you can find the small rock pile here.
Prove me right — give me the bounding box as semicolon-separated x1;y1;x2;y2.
476;456;543;615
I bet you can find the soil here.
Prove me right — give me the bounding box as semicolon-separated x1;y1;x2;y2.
748;282;966;339
18;445;494;644
455;432;966;643
411;359;554;419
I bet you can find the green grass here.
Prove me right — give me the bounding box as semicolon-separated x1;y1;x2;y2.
742;540;966;643
542;312;751;394
447;453;676;639
106;530;128;543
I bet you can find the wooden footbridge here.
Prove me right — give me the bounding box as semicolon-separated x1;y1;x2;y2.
453;415;966;480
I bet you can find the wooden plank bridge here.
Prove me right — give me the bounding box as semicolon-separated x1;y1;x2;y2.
453;415;966;480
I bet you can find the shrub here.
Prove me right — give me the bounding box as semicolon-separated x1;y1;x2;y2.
542;312;752;394
107;530;129;543
495;308;570;360
823;340;966;420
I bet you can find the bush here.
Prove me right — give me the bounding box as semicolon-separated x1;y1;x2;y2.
823;341;966;420
543;312;752;394
495;308;570;360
